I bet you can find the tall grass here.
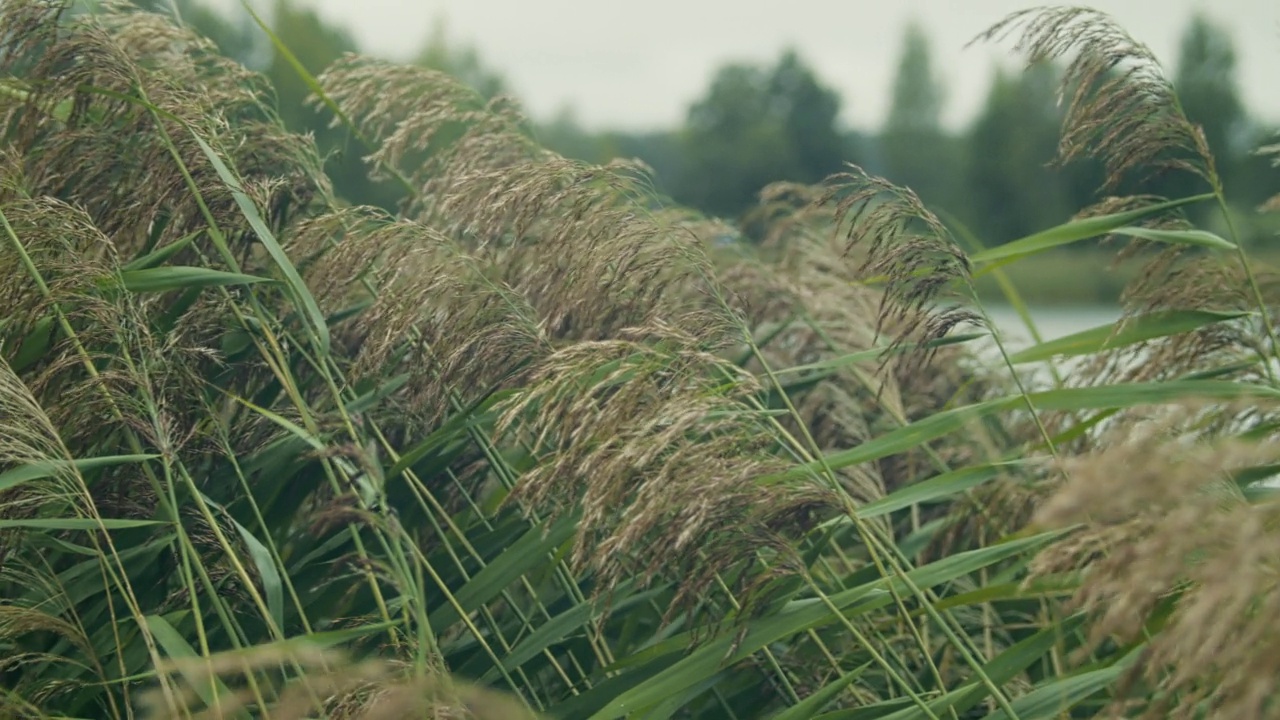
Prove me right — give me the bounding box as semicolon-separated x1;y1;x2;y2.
1;1;1279;718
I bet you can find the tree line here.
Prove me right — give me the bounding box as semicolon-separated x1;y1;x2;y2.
142;0;1277;246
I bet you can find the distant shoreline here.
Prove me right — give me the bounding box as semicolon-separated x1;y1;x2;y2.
971;246;1280;307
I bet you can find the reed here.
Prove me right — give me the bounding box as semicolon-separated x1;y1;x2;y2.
1;1;1278;717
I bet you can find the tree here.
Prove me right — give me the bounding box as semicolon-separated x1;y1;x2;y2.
964;63;1073;243
885;21;943;135
677;63;794;217
1167;11;1259;217
1175;12;1246;170
879;21;962;211
537;105;606;163
265;0;357;131
133;0;259;66
415;16;508;100
263;0;402;208
675;50;849;219
767;50;847;185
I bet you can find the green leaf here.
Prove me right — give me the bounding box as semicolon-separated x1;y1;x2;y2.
108;266;275;293
7;315;56;373
0;518;164;530
1026;380;1280;410
345;374;410;415
812;462;1025;538
387;391;511;480
230;394;324;450
589;531;1063;719
776;333;987;377
490;601;594;678
0;454;157;493
797;380;1279;479
550;655;684;720
233;623;398;656
232;518;285;633
1009;310;1249;364
814;699;915;719
1109;225;1236;250
1233;463;1280;490
771;663;870;719
877;614;1089;720
189;133;331;354
971;193;1216;269
295;621;400;649
483;586;667;683
932;575;1081;611
144;613;240;717
121;230;202;271
983;649;1139;720
42;536;173;608
429;516;577;634
639;670;732;719
855;462;1025;519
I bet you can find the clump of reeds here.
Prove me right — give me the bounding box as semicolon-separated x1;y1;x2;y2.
494;322;838;617
818;168;979;355
11;0;1280;718
1030;409;1280;719
319;56;723;345
137;644;543;719
975;5;1276;401
973;5;1214;191
313;52;854;622
2;0;324;262
961;12;1280;717
288;206;549;432
732;176;994;498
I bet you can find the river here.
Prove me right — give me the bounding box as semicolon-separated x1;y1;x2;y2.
980;304;1122;351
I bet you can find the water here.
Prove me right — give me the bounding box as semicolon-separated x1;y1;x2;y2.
981;304;1122;352
964;304;1123;382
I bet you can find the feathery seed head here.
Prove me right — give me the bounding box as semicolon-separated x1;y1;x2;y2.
974;6;1214;191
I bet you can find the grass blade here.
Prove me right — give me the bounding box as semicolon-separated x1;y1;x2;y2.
0;455;158;493
589;531;1062;719
801;380;1279;478
1009;310;1250;364
1109;225;1236;250
428;516;577;634
109;266;276;293
982;652;1138;720
0;518;164;530
771;663;871;719
145;613;239;717
854;461;1026;519
971;193;1215;269
188;133;331;354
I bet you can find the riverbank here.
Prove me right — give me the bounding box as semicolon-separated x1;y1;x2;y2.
971;246;1280;306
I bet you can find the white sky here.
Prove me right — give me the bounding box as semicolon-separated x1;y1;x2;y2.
215;0;1280;133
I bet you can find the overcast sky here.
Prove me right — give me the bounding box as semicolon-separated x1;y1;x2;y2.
214;0;1280;133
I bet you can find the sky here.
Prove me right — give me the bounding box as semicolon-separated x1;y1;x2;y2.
214;0;1280;133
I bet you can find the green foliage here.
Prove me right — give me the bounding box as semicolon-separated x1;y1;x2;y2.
886;21;944;135
2;3;1280;720
135;0;258;62
1163;11;1280;227
880;22;963;212
1175;12;1247;167
964;64;1077;244
675;49;850;218
415;15;507;100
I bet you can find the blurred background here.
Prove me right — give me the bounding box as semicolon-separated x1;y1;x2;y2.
151;0;1279;339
